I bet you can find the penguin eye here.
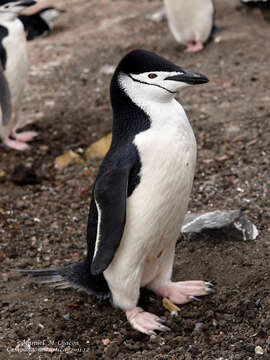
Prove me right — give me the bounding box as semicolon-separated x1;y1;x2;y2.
4;5;10;8
148;73;157;79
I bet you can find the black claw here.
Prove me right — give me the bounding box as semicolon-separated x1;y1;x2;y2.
157;318;166;324
205;282;215;287
205;287;216;294
159;325;171;332
148;330;157;336
190;296;201;302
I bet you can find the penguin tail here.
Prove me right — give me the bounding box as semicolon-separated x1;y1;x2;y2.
211;24;226;37
18;261;110;300
206;24;227;44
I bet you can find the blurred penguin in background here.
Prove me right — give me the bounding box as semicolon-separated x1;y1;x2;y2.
19;7;66;41
164;0;216;52
0;0;37;150
240;0;270;22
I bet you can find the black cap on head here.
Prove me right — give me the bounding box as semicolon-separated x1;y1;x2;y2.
0;0;36;6
114;49;184;75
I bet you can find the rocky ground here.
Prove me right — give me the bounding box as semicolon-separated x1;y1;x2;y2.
0;0;270;359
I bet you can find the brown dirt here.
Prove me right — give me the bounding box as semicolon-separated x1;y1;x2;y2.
0;0;270;359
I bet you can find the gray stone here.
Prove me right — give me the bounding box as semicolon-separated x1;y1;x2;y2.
181;210;259;241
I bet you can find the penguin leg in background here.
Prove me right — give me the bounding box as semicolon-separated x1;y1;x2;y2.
2;112;38;151
11;111;38;143
11;128;38;142
2;135;30;151
2;129;38;151
185;40;204;53
147;243;215;304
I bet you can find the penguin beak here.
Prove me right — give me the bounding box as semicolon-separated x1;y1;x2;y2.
165;70;209;85
17;0;36;7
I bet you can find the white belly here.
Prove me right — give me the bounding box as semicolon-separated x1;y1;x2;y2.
164;0;214;44
0;19;28;138
104;100;197;292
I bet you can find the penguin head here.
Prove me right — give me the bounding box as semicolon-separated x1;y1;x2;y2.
111;49;208;106
39;7;66;26
0;0;36;19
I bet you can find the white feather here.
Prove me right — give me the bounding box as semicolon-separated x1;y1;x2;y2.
164;0;214;44
93;199;102;260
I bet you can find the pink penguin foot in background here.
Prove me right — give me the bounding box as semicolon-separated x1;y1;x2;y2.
2;130;38;150
185;41;204;53
155;280;215;304
125;307;170;335
11;130;38;142
2;136;30;151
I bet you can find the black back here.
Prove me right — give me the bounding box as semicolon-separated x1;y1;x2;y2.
0;25;8;70
19;13;49;41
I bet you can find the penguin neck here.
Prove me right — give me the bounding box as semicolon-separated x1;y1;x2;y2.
40;11;58;29
0;12;18;23
110;78;151;141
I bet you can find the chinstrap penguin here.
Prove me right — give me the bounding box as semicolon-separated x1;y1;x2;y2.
0;0;38;151
19;7;66;41
20;49;214;335
241;0;270;21
164;0;216;53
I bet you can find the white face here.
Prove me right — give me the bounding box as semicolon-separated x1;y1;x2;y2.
0;1;28;15
119;71;190;104
41;9;63;23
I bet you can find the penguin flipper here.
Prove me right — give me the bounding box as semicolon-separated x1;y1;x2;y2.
91;166;130;275
0;64;11;126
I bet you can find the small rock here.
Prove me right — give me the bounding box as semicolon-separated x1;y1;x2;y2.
193;322;205;333
102;338;110;346
0;170;6;182
63;313;70;321
85;133;112;160
255;346;264;355
100;65;115;75
55;150;84;170
148;8;166;22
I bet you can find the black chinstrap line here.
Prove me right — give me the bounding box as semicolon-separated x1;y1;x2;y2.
128;74;177;95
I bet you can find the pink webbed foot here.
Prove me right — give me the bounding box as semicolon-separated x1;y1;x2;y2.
155;281;215;304
12;130;38;142
185;41;204;53
2;136;30;151
125;307;170;335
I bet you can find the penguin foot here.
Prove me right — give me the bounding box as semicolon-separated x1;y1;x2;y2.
2;136;30;151
125;307;170;335
185;41;204;53
11;130;38;142
155;281;215;304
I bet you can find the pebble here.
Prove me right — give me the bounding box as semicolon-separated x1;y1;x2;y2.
85;133;112;160
55;150;85;170
255;346;264;355
0;170;6;182
63;313;70;321
193;322;205;333
99;64;115;75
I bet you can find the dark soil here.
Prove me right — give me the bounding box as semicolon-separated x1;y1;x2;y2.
0;0;270;359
